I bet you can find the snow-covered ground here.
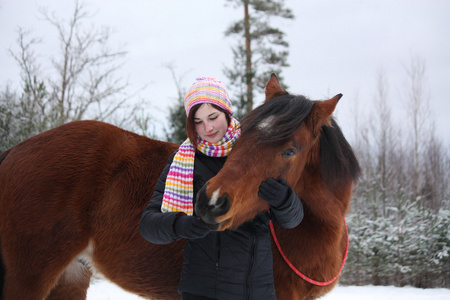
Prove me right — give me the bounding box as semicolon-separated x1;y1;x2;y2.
87;280;450;299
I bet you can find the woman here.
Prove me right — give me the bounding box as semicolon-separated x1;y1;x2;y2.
140;77;303;300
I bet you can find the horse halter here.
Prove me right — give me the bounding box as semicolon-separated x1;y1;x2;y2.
270;219;349;286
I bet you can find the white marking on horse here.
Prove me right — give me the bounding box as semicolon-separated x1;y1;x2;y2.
60;239;97;285
77;239;94;267
63;256;93;284
258;115;275;132
209;188;221;207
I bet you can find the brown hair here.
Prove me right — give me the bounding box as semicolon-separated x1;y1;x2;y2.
186;103;232;150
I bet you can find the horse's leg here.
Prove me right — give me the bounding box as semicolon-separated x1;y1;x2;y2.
1;233;91;300
46;259;93;300
0;244;5;299
2;260;62;300
2;252;89;300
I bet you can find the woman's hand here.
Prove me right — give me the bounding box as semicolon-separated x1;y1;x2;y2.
174;214;210;239
258;178;291;208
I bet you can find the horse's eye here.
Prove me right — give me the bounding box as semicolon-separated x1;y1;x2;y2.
281;148;296;158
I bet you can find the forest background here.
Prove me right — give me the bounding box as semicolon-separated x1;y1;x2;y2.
1;0;449;288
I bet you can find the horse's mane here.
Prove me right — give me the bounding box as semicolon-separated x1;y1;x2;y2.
0;148;11;165
319;117;361;189
241;94;360;188
241;94;314;145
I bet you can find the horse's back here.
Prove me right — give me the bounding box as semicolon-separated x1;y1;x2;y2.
2;121;152;213
0;120;177;237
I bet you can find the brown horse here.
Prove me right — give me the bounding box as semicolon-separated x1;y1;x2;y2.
0;74;359;300
196;74;360;299
0;121;185;300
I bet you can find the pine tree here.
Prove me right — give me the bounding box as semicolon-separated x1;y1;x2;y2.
0;86;17;151
0;78;48;152
165;98;187;144
164;65;187;144
224;0;294;119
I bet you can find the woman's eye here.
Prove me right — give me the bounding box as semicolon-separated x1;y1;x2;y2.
281;148;296;158
210;116;218;121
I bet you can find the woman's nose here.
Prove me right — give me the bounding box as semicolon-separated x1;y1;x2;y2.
204;122;213;132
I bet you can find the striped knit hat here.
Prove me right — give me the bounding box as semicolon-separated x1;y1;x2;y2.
184;77;232;116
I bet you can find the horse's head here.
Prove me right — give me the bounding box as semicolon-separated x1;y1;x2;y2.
195;74;356;230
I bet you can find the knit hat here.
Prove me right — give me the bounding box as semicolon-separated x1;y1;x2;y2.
184;77;232;116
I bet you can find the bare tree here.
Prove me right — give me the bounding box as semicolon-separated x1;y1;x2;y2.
404;56;431;200
43;0;129;124
8;0;130;131
374;71;389;197
8;29;50;132
422;130;448;209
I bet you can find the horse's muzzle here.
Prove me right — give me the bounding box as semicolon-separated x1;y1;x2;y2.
195;183;230;230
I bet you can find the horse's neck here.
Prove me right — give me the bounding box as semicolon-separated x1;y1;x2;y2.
296;161;349;223
274;211;346;276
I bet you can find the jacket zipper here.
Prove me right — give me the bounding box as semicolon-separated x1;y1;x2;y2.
215;233;221;298
216;233;221;269
245;233;256;300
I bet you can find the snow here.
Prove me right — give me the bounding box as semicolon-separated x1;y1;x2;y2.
87;280;450;300
87;280;144;300
320;285;450;300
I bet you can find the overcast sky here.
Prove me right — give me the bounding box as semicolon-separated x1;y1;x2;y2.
1;0;449;146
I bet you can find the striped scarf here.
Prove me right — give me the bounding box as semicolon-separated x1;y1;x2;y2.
161;117;240;215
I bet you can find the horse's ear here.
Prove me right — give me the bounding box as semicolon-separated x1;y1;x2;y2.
265;73;289;102
309;94;342;133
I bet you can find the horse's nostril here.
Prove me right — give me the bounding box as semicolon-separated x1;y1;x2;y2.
194;186;230;226
195;184;209;216
211;194;230;215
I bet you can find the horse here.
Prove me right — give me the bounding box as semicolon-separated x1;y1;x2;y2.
196;74;360;299
0;74;359;300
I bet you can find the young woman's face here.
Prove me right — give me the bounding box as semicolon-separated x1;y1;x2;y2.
194;104;229;144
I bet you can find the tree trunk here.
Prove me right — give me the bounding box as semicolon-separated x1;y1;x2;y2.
244;1;253;113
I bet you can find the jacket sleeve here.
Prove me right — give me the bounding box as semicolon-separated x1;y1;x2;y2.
140;152;181;244
269;187;304;229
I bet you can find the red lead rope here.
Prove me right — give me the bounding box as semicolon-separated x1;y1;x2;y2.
269;219;349;286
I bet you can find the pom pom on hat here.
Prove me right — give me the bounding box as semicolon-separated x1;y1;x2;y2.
184;77;232;116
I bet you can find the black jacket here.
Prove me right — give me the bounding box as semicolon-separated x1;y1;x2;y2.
140;151;303;300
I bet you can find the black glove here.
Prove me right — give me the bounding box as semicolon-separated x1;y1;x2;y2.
258;178;291;208
173;214;210;239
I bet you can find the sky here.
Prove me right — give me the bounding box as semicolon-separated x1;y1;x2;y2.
0;0;449;146
87;279;450;300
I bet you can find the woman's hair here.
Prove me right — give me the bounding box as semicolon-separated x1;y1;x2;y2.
186;103;232;150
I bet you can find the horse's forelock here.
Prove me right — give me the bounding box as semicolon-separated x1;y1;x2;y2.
241;95;314;145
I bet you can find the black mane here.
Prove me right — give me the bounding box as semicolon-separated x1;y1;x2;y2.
320;118;361;188
241;94;314;145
